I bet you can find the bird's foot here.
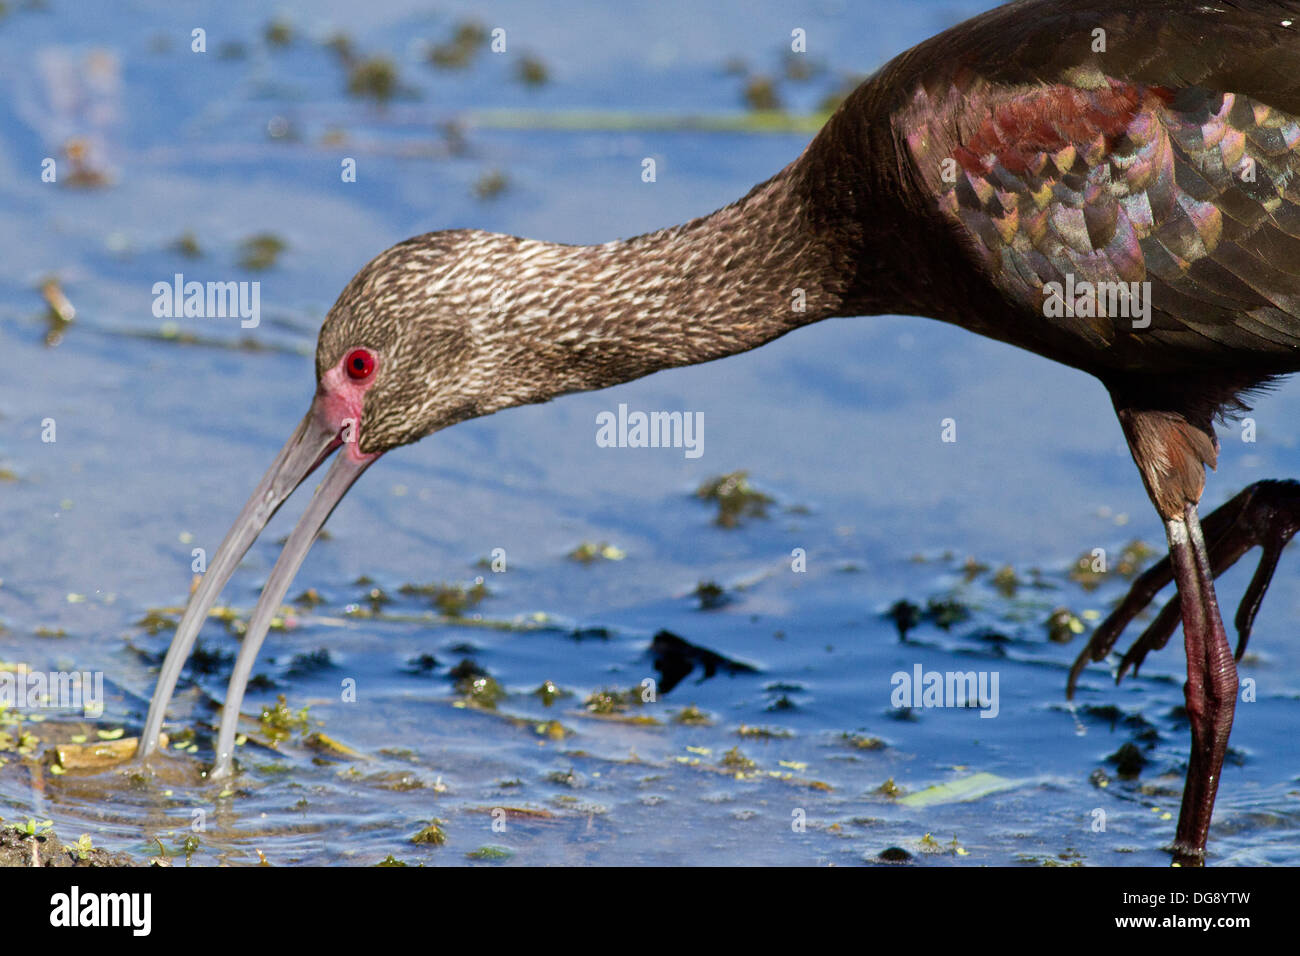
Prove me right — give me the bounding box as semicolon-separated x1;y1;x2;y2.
1068;479;1300;697
1170;844;1206;867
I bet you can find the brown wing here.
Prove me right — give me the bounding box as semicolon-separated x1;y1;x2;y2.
882;0;1300;372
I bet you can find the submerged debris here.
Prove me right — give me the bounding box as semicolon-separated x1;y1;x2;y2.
264;18;293;48
286;648;334;677
532;680;566;705
649;630;757;694
56;733;168;771
405;653;439;675
472;169;509;200
362;587;390;612
743;75;781;111
924;597;970;631
400;579;489;616
877;845;912;863
60;137;112;188
584;687;642;715
736;724;792;739
1070;539;1156;590
427;21;487;69
411;821;447;845
782;51;824;83
875;777;902;798
323;32;356;65
515;54;549;87
694;471;773;528
990;565;1020;597
238;233;286;271
887;599;922;639
693;580;729;610
1046;607;1085;643
672;704;712;725
293;588;325;608
535;719;568;740
135;609;176;636
466;845;512;861
41;278;75;347
171;230;203;258
1107;742;1148;779
452;661;506;708
347;57;402;104
720;746;756;772
567;541;625;563
302;732;360;760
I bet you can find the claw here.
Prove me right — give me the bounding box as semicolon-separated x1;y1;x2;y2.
1233;539;1283;658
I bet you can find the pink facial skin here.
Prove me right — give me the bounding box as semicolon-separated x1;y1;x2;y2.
316;351;382;463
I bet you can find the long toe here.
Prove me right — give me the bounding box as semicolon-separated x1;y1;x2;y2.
1068;479;1300;695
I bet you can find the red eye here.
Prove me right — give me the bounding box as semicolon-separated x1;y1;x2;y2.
345;349;375;381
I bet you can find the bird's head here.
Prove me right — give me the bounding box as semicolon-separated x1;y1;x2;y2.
313;230;498;457
140;228;550;774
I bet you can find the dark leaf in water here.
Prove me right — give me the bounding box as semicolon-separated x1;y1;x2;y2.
648;629;758;694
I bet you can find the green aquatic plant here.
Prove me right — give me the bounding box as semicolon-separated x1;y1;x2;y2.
259;695;310;741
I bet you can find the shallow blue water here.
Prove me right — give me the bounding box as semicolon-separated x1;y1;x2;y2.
1;0;1297;865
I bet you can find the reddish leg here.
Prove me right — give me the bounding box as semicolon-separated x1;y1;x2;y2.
1165;505;1239;865
1068;479;1299;863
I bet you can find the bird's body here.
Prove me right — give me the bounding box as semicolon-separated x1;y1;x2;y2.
141;0;1300;865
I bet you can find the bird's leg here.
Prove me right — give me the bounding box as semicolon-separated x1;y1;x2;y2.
1164;504;1238;866
1068;479;1300;694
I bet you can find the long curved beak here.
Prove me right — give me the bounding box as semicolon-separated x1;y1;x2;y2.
138;397;374;778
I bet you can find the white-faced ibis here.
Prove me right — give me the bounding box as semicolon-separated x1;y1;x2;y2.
140;0;1300;865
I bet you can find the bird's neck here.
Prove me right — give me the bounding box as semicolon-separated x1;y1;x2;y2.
488;159;882;407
